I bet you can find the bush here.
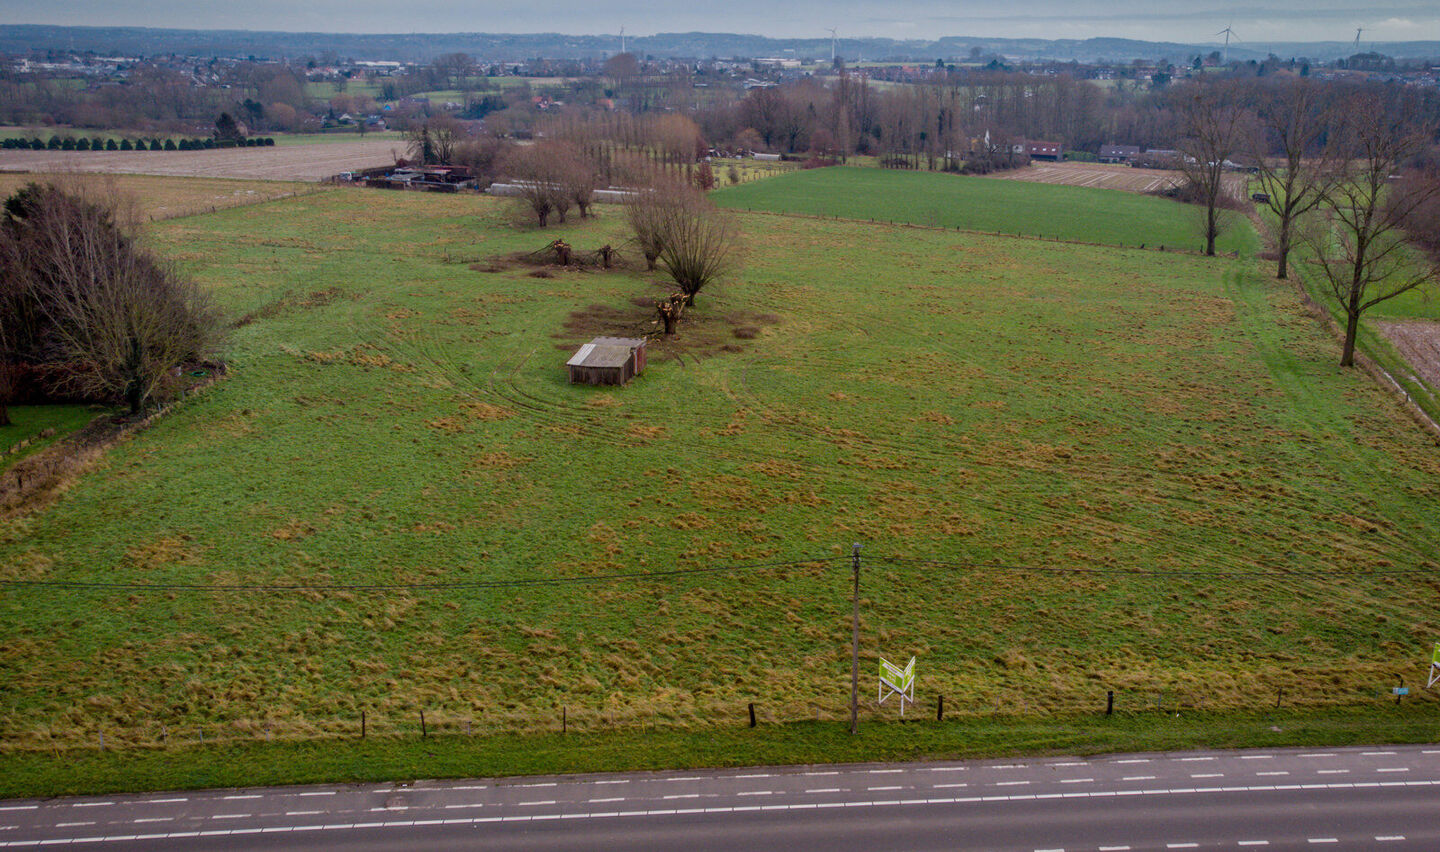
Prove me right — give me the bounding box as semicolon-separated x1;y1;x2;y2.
0;182;223;415
163;139;177;151
105;139;118;151
75;138;90;151
119;139;133;151
60;138;75;151
47;136;61;150
30;138;44;150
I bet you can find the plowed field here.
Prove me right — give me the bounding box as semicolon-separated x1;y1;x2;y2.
0;139;400;181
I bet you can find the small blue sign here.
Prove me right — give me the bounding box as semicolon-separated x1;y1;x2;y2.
1393;687;1410;696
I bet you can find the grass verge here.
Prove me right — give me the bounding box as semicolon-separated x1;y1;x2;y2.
0;704;1435;799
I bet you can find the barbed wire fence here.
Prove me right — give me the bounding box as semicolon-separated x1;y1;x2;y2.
2;549;1436;755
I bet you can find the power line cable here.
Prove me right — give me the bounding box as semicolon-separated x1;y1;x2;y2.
0;555;847;593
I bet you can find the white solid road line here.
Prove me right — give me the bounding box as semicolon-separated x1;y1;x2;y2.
1376;836;1406;841
1376;768;1409;773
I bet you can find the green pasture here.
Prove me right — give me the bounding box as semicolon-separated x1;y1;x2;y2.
304;80;384;100
0;405;99;472
270;130;405;146
0;185;1436;760
712;166;1259;254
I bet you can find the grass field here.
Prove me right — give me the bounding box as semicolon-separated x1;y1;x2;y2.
0;173;320;220
1;178;1436;759
0;406;100;473
712;166;1258;254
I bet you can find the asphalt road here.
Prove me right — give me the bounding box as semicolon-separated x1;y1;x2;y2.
2;744;1437;850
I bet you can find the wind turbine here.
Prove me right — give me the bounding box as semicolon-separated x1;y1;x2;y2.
827;28;838;64
620;26;626;55
1216;24;1240;64
1354;27;1363;51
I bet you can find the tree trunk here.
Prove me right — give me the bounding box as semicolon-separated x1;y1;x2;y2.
1340;310;1360;367
1276;216;1290;279
1205;205;1218;257
0;403;9;427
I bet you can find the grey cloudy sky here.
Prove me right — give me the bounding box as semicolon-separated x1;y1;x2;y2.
6;1;1438;43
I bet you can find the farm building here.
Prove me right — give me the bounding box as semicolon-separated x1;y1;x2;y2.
1024;141;1064;160
566;337;648;386
1098;144;1141;163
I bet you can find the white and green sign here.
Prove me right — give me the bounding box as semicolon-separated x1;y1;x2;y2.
1429;642;1440;689
878;656;916;716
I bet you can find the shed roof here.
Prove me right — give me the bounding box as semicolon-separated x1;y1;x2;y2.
566;343;635;369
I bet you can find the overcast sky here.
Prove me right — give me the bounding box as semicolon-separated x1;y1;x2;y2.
5;1;1438;44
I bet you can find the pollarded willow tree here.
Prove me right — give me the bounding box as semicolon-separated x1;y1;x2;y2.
1302;91;1440;367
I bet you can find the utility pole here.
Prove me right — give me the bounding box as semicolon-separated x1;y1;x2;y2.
849;542;861;735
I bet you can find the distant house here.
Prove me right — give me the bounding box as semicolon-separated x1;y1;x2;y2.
1025;141;1063;160
1098;144;1141;163
566;337;648;386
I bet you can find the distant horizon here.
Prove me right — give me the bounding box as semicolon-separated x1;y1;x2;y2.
4;1;1438;44
7;22;1440;49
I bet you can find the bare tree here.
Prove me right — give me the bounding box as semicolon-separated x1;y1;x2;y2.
1251;79;1343;279
1174;82;1252;256
625;177;689;270
654;192;739;307
2;182;221;414
1302;91;1440;367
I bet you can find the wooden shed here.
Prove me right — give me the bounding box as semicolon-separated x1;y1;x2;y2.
566;337;647;386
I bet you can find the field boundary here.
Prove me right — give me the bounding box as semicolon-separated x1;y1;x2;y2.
1246;208;1440;440
1;705;1437;799
0;369;226;520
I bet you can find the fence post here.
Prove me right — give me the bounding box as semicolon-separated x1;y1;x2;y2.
1106;690;1114;716
361;711;366;739
748;702;757;728
420;709;428;738
1275;688;1283;709
562;708;567;734
936;694;944;722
